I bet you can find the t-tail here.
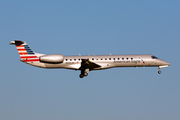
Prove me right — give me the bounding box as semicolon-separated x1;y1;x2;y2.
10;40;40;63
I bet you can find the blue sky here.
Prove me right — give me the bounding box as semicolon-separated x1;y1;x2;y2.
0;0;180;120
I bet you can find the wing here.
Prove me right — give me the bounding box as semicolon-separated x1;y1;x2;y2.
79;59;101;70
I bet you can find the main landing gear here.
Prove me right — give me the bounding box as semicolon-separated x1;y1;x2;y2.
79;69;89;78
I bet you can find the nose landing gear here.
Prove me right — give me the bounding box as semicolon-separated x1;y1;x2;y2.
158;67;162;74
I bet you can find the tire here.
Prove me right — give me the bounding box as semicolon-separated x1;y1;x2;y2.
84;72;88;76
79;74;84;78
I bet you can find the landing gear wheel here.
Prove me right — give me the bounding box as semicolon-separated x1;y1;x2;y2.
79;74;84;78
158;70;161;74
84;72;88;76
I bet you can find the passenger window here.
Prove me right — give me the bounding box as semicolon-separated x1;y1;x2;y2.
74;59;76;61
66;59;68;61
113;58;115;60
131;58;133;60
127;58;128;60
70;59;72;61
92;58;94;60
101;58;103;60
118;58;120;60
109;58;111;60
122;58;124;60
96;58;98;60
78;59;80;61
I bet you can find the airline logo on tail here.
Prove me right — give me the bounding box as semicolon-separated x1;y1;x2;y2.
11;40;39;62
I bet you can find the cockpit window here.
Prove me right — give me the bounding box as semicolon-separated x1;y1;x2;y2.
151;56;158;59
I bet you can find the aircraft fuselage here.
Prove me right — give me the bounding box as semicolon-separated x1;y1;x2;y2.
11;40;170;78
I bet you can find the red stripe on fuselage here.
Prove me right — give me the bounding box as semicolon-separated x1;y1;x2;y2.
21;56;38;59
24;59;39;62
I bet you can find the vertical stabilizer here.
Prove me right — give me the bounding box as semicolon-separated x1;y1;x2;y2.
10;40;39;62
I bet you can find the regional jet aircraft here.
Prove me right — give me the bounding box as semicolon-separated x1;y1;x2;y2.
11;40;170;78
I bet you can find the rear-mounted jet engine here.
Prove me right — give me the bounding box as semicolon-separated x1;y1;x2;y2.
39;54;64;64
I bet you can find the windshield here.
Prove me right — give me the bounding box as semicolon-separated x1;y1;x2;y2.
151;55;158;59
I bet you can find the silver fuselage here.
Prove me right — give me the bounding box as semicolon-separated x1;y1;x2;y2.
11;40;170;77
27;54;170;70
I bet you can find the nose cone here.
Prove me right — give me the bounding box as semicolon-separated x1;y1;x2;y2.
167;62;171;66
159;59;171;66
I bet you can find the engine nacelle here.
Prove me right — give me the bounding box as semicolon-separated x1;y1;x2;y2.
40;54;64;63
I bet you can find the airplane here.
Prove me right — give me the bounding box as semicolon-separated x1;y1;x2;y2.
10;40;170;78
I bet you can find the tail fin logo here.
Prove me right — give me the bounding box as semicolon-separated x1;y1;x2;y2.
13;40;39;62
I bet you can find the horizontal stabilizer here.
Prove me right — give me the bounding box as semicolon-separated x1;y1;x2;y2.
10;40;24;45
